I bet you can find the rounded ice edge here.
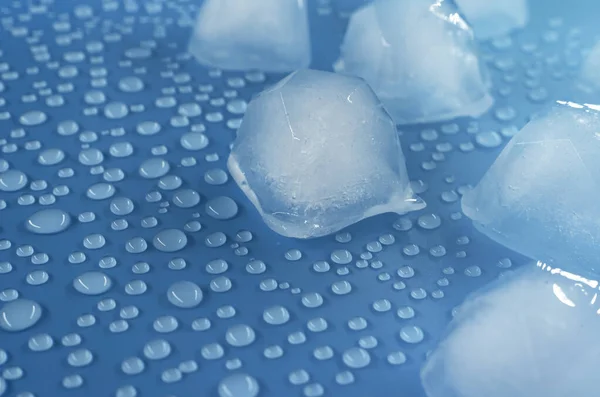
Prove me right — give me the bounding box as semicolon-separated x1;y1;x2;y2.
333;59;495;125
227;153;426;239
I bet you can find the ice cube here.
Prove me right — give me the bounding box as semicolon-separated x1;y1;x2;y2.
334;0;493;125
188;0;311;72
462;101;600;274
455;0;529;40
421;262;600;397
227;69;425;239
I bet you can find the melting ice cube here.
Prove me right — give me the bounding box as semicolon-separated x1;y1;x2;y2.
462;101;600;274
334;0;493;125
455;0;529;40
188;0;311;72
422;262;600;397
227;69;425;239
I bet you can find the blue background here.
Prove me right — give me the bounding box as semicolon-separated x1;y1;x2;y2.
0;0;598;396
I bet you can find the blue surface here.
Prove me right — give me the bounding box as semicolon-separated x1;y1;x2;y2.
0;0;599;396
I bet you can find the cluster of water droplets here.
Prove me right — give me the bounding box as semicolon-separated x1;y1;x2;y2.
0;0;589;395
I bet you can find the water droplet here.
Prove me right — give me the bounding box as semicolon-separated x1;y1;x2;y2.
0;299;43;331
417;213;442;230
330;250;352;265
118;76;144;92
73;272;112;295
285;249;302;261
139;158;170;179
399;325;424;343
122;357;145;375
218;373;259;397
475;131;502;148
387;351;407;365
342;348;370;369
172;189;200;208
167;281;203;308
205;232;227;247
289;369;310;385
143;339;171;360
19;110;47;126
86;183;115;200
226;324;256;347
67;348;93;367
204;168;228;185
0;170;28;192
263;306;290;325
180;132;209;150
37;148;65;165
25;209;70;234
331;281;352;295
206;196;238;220
28;333;54;351
153;229;187;252
201;343;224;359
210;276;232;292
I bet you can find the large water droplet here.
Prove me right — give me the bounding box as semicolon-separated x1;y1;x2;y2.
19;110;47;126
25;209;71;234
167;281;203;308
226;324;256;347
205;196;238;220
153;229;188;252
73;272;112;295
218;373;260;397
0;299;43;331
0;170;28;192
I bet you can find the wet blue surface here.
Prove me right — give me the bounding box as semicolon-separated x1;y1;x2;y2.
0;0;599;396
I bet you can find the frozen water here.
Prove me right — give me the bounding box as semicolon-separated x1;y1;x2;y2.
462;101;600;275
334;0;493;125
188;0;311;72
455;0;529;39
421;262;600;397
227;69;425;239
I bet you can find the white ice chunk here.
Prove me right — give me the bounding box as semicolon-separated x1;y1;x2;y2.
462;101;600;274
188;0;311;72
422;262;600;397
455;0;529;40
334;0;493;125
227;69;425;239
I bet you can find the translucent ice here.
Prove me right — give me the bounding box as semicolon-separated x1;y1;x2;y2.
455;0;529;40
462;101;600;274
334;0;493;125
227;69;425;239
188;0;311;72
422;263;600;397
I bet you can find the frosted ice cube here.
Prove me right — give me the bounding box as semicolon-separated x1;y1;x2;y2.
462;101;600;274
422;262;600;397
334;0;493;125
455;0;529;40
188;0;311;72
227;69;425;239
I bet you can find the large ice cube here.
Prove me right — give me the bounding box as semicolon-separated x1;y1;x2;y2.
227;69;425;239
421;262;600;397
334;0;493;125
188;0;311;72
455;0;529;40
462;101;600;274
